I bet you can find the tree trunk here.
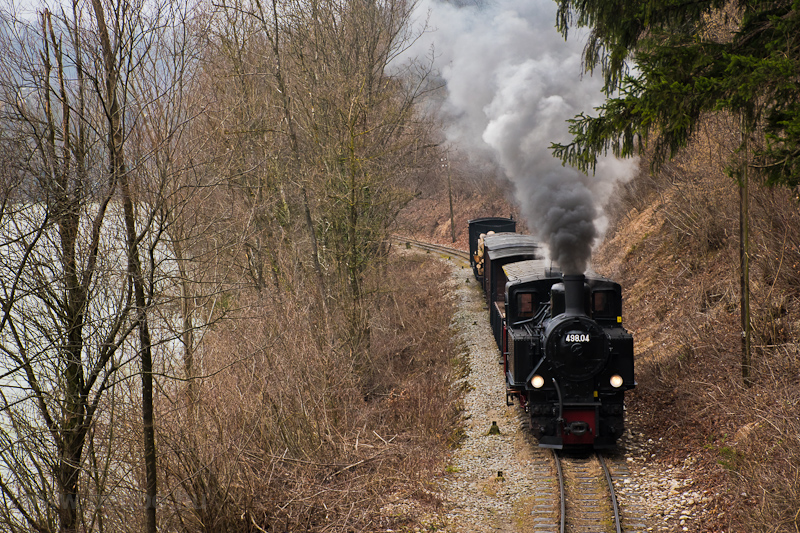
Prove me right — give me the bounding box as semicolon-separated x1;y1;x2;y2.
446;157;455;243
89;0;158;529
740;116;752;387
172;234;196;403
120;183;158;533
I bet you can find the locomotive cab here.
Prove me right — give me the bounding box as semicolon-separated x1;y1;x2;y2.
502;260;561;389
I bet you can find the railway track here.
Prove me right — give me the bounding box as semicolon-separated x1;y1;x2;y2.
391;235;471;263
554;451;622;533
529;447;628;533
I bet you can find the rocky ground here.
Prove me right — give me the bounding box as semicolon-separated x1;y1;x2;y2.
401;254;716;533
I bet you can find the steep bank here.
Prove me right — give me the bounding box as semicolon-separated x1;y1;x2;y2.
595;150;800;531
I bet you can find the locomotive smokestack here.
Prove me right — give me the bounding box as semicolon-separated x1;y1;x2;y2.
563;274;586;316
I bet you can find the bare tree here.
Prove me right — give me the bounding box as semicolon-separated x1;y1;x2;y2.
206;0;435;359
0;1;208;531
0;8;138;531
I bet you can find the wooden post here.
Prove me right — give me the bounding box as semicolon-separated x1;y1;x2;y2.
443;155;455;243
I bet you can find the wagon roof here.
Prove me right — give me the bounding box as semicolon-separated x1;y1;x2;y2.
503;261;617;287
467;216;516;224
483;234;539;260
503;259;560;282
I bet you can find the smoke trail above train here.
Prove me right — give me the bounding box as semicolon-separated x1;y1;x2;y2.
397;0;637;274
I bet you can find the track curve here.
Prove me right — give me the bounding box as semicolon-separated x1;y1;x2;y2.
391;235;470;263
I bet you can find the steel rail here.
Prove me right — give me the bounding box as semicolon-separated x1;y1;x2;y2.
553;450;622;533
598;453;623;533
553;450;566;533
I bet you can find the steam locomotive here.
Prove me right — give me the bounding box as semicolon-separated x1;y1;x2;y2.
468;217;635;449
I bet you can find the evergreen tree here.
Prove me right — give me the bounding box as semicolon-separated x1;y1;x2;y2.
552;0;800;188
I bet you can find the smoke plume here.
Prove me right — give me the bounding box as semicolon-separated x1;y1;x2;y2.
402;0;637;273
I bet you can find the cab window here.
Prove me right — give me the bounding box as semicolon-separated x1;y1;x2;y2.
516;292;534;319
591;290;615;318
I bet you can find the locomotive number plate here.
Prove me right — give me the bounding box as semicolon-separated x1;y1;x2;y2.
565;333;590;343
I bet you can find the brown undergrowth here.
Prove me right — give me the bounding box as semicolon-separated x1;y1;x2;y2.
595;128;800;532
156;253;465;532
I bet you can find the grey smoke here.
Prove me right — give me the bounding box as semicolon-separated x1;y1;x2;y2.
400;0;637;274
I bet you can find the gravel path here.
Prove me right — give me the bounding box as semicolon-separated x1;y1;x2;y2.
439;262;543;532
409;257;712;533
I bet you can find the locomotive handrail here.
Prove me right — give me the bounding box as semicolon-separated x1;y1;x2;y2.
552;377;564;426
509;316;536;327
508;304;549;327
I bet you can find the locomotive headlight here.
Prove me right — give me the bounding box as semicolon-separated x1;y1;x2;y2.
531;375;545;389
610;374;624;388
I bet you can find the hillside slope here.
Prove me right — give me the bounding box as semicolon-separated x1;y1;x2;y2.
595;146;800;531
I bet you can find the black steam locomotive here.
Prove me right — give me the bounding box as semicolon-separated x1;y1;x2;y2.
468;217;635;449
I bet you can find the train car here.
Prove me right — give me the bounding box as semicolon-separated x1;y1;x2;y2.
481;233;540;351
467;217;516;281
503;262;635;449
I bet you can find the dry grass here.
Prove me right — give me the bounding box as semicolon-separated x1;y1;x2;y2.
155;251;464;532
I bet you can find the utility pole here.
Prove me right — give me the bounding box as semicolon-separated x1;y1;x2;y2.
442;155;455;243
740;113;752;387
